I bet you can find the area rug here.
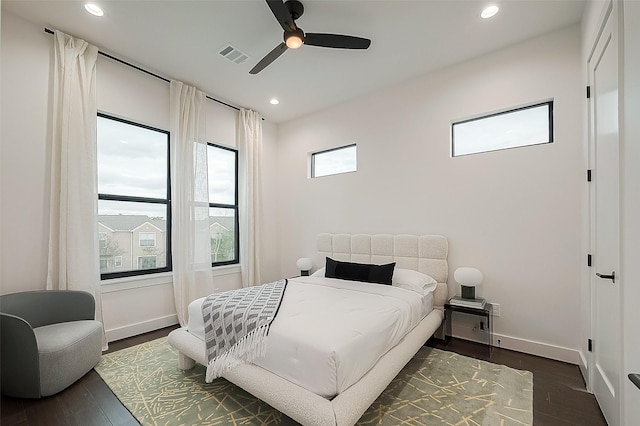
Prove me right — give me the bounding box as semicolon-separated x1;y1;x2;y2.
95;337;533;425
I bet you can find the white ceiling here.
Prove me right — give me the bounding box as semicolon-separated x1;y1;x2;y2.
3;0;585;123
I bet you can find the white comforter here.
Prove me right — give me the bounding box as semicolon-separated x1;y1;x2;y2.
188;275;432;398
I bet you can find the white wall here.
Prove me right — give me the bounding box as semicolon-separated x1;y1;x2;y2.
0;11;280;341
275;26;583;362
1;11;51;294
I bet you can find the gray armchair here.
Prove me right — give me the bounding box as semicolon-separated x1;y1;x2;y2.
0;290;103;398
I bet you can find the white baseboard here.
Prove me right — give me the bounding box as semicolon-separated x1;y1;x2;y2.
490;332;580;364
105;314;179;343
451;320;581;365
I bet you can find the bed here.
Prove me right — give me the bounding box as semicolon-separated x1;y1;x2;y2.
168;233;449;426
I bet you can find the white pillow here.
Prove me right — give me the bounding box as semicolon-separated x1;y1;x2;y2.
311;267;325;277
392;268;438;295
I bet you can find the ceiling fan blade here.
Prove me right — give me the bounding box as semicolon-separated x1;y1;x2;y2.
249;42;288;74
304;33;371;49
266;0;296;32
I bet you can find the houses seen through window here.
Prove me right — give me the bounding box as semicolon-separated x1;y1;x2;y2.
97;114;171;279
139;232;156;247
207;143;239;266
138;255;157;269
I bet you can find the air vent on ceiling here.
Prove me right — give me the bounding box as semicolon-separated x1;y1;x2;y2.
219;44;249;65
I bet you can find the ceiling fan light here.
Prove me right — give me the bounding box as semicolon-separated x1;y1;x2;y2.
285;28;305;49
285;34;303;49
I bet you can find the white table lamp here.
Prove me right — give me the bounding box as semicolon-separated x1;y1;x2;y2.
296;258;313;276
454;267;483;300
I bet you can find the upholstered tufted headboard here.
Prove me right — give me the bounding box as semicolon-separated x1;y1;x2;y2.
316;234;449;309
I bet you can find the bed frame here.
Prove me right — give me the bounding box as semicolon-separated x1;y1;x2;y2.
168;233;449;426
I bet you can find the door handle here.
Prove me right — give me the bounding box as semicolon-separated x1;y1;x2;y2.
630;374;640;390
596;271;615;283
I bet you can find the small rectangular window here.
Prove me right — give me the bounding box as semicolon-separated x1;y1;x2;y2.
311;144;357;178
452;101;553;157
114;256;123;267
139;232;156;247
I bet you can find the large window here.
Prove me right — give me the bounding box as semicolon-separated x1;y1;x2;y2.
311;144;357;178
207;143;239;266
451;101;554;157
97;113;171;279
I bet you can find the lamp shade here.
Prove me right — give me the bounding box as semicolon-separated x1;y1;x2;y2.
455;267;482;300
296;258;313;272
454;267;483;287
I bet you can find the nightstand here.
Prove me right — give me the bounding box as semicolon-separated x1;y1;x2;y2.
444;300;493;356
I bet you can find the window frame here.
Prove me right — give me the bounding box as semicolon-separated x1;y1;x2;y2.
97;112;172;280
311;143;357;178
207;142;239;267
451;100;554;157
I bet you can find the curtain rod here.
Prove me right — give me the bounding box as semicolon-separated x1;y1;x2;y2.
44;28;242;113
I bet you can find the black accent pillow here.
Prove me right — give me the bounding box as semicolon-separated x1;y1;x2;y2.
325;257;396;285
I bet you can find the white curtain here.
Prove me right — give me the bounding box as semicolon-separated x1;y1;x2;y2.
47;31;106;348
237;109;264;287
170;81;213;326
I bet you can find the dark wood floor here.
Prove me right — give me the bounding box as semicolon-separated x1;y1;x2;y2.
427;338;607;426
1;326;606;426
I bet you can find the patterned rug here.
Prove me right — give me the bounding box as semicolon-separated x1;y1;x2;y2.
95;337;532;425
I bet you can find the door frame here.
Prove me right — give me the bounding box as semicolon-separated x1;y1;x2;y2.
586;0;623;423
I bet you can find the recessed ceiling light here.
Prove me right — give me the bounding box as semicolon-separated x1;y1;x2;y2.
84;3;104;17
270;98;280;105
481;5;499;19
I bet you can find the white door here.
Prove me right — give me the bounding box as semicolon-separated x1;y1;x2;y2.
589;3;621;425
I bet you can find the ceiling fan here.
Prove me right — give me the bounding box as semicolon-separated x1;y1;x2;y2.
249;0;372;74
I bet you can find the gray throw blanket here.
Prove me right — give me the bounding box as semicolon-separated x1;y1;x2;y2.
202;279;287;382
